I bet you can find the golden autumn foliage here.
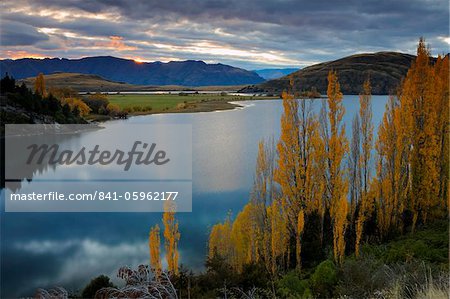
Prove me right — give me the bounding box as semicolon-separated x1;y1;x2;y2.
106;103;121;114
34;73;46;97
296;210;305;269
231;203;258;270
208;140;291;274
349;114;361;221
359;79;373;196
149;224;162;274
61;98;91;116
375;96;406;237
275;90;300;219
326;70;349;264
374;38;449;235
267;199;289;274
209;213;233;260
333;197;348;265
207;38;448;276
355;79;374;257
274;89;323;269
163;201;180;275
251;139;276;270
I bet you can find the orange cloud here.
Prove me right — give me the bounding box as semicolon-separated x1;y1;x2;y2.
93;36;137;51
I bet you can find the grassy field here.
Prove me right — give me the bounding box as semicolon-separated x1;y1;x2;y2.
107;93;273;111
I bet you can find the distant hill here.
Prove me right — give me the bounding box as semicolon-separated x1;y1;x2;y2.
18;72;248;92
0;56;265;86
241;52;433;95
254;68;299;80
19;73;147;92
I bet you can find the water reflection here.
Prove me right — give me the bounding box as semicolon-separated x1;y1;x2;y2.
1;96;388;297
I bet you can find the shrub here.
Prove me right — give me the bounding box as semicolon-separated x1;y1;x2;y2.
83;93;109;114
310;260;337;298
61;97;91;116
106;103;121;116
276;270;311;298
95;265;177;299
377;263;449;299
336;256;389;298
35;287;68;299
361;220;449;268
236;262;270;291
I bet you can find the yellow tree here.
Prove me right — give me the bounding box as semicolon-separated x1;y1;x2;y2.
296;209;305;269
349;114;361;221
402;38;432;230
251;139;276;271
432;55;449;212
34;73;46;97
316;105;331;243
163;202;180;275
375;92;411;238
230;203;257;271
252;139;275;209
61;98;91;116
298;99;321;214
274;89;301;268
267;198;289;274
334;197;349;265
425;54;449;217
149;224;162;274
359;79;373;197
326;70;349;264
295;98;320;269
355;79;373;256
208;213;233;261
397;38;448;230
275;86;320;269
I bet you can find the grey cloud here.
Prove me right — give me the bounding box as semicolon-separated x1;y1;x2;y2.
0;0;448;68
0;20;49;46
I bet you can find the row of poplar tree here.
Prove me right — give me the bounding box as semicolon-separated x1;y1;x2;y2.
208;38;449;275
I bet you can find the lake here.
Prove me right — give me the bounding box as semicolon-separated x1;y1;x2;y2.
0;96;388;297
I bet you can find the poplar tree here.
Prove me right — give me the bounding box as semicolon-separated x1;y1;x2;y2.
34;73;46;97
149;224;162;274
355;79;373;256
326;70;349;264
163;202;180;275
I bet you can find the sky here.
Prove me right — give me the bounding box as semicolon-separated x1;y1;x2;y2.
0;0;449;70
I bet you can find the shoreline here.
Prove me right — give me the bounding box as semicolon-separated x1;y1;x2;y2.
85;95;331;122
86;97;281;122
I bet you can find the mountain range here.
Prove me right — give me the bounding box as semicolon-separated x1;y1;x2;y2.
240;52;439;95
0;56;264;86
2;52;442;94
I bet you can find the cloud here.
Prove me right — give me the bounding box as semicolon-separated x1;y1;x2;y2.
0;20;49;46
0;0;448;72
95;35;137;51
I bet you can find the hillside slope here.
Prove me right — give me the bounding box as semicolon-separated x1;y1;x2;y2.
0;56;264;86
241;52;423;95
